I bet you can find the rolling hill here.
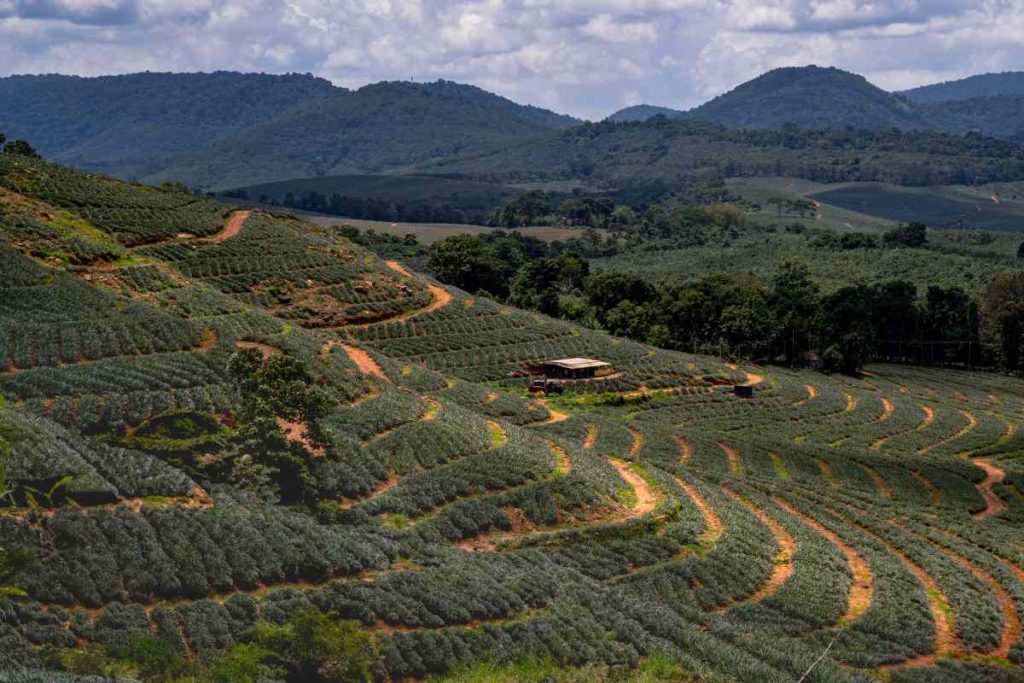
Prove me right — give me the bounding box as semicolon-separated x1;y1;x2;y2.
901;72;1024;103
1;150;1023;683
145;80;580;190
419;118;1024;190
0;73;579;189
605;67;1024;143
681;66;927;132
0;72;340;178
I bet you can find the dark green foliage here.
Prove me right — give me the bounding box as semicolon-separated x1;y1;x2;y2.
2;140;39;159
883;222;928;248
223;349;331;503
148;80;579;190
0;72;339;179
235;174;522;226
254;609;382;682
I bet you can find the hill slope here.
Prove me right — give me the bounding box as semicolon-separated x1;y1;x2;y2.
0;154;1019;683
0;154;1022;682
0;73;579;188
0;72;340;178
902;72;1024;103
419;118;1024;189
146;80;580;189
605;104;683;123
682;66;926;131
606;69;1024;143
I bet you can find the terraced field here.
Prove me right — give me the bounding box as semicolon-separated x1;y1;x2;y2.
1;154;1023;682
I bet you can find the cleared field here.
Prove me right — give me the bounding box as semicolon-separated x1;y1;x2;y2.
727;177;896;232
730;176;1024;232
810;183;1024;231
595;231;1018;294
306;214;591;244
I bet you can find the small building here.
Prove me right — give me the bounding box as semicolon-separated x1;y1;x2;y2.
733;385;754;399
540;358;612;381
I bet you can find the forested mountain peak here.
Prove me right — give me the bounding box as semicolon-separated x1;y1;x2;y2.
356;79;581;129
681;65;926;131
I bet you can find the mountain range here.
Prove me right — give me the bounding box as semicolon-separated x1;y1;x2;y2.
3;66;1024;191
606;66;1024;141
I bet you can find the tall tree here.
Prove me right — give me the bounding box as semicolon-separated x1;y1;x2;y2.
981;272;1024;371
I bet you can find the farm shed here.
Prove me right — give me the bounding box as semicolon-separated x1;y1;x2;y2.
540;358;612;380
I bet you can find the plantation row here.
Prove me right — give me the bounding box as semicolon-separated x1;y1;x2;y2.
1;157;1022;681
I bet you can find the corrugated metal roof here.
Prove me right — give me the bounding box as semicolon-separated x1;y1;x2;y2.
542;358;611;370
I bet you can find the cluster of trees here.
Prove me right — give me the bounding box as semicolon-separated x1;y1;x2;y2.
426;232;591;316
579;264;1007;374
211;349;331;504
495;190;624;228
49;609;380;683
0;133;39;158
245;189;495;225
424;228;1024;374
810;222;929;250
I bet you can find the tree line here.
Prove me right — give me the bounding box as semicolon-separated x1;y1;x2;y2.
422;228;1024;375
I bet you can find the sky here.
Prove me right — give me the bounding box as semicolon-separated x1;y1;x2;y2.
2;0;1024;119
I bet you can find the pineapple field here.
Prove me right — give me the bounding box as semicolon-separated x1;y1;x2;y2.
0;153;1023;682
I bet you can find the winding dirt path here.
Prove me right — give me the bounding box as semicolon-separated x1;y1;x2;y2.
911;471;942;507
583;424;599;449
714;489;795;611
835;516;958;668
861;464;893;499
793;383;818;406
628;427;644;457
917;409;977;456
972;459;1007;520
674;434;692;465
337;342;387;380
535;399;569;425
717;442;743;475
384;260;452;316
609;459;660;517
673;476;723;550
210;210;251;243
819;460;842;489
937;542;1020;658
774;498;873;626
918;404;936;429
878;397;894;422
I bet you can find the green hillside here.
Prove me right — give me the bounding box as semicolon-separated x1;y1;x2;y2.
682;66;926;131
0;72;340;178
226;173;522;224
902;72;1024;103
730;176;1024;232
421;118;1024;189
606;68;1024;144
2;153;1023;683
148;81;578;190
0;74;579;190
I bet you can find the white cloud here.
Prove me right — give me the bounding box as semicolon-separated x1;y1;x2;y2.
0;0;1020;119
581;14;657;43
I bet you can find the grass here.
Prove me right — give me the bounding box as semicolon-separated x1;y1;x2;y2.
432;656;697;683
305;214;593;245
